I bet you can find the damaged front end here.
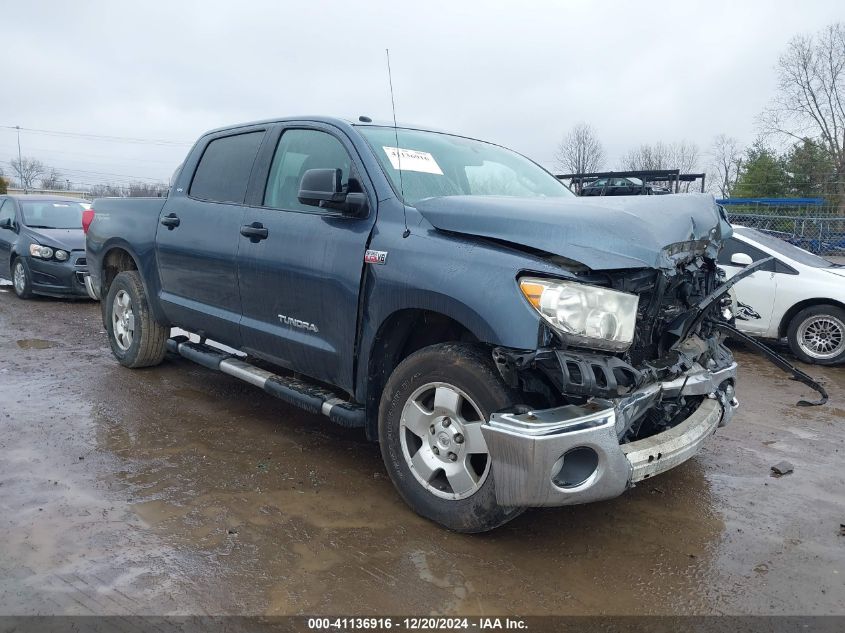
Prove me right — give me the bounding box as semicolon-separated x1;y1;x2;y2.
482;238;823;508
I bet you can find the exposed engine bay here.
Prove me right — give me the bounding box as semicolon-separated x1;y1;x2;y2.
494;253;827;445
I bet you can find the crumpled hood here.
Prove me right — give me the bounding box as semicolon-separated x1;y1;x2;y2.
25;227;86;252
415;193;730;271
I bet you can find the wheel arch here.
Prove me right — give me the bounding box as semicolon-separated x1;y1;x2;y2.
362;308;481;441
98;243;169;327
778;298;845;338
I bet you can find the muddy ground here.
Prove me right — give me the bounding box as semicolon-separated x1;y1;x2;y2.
0;286;843;617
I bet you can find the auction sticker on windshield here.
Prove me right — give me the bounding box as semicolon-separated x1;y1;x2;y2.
383;146;443;174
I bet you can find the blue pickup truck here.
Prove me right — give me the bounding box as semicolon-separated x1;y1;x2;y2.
85;116;748;532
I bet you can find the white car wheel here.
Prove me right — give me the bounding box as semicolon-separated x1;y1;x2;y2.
788;305;845;365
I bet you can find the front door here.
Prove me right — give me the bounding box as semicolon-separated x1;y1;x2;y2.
718;237;778;335
0;199;16;274
155;129;266;347
237;124;376;392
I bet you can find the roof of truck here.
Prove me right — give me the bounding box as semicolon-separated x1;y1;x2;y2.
200;115;448;138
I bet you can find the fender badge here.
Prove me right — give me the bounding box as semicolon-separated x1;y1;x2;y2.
364;249;388;265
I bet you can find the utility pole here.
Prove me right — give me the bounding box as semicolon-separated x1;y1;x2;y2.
15;126;24;192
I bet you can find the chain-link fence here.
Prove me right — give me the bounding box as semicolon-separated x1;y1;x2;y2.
719;198;845;256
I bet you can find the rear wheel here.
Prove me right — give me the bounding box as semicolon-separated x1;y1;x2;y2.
787;304;845;366
12;258;34;299
105;271;168;368
378;343;524;532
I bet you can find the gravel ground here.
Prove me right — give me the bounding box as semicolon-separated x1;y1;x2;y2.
0;286;843;616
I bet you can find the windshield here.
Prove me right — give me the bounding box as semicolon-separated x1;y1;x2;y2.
734;226;837;268
20;201;86;229
358;126;573;206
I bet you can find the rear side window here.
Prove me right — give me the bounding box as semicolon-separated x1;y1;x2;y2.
189;131;264;203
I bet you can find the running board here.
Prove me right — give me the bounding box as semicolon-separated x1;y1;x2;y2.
165;336;366;427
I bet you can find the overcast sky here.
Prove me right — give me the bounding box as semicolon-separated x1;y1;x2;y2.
1;0;841;189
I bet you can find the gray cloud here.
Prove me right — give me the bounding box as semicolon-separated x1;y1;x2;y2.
1;0;841;187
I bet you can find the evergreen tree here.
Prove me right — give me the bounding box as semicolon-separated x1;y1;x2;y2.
732;141;789;198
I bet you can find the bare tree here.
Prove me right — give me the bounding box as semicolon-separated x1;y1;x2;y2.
759;22;845;200
619;141;700;190
620;141;700;171
39;168;64;190
89;183;126;198
127;181;168;197
10;157;46;190
709;134;743;197
554;123;606;175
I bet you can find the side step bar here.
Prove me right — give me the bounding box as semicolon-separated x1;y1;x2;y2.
165;336;366;428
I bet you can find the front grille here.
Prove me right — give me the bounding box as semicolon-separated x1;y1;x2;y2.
75;257;87;266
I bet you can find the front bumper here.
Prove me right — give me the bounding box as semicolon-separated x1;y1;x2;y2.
83;273;100;300
27;253;90;298
481;364;737;508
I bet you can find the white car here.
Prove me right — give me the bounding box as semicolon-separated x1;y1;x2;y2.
718;226;845;365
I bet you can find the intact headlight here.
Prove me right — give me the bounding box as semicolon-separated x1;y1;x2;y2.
29;244;54;259
54;249;69;261
519;277;639;352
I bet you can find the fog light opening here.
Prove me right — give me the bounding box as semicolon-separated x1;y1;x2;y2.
552;446;599;489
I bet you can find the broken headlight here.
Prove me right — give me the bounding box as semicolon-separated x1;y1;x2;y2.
519;277;639;352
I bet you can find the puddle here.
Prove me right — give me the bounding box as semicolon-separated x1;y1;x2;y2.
16;338;58;350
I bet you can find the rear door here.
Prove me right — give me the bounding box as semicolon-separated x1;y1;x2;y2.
236;123;376;392
156;128;266;347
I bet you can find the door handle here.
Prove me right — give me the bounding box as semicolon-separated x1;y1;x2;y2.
240;222;269;242
160;213;181;229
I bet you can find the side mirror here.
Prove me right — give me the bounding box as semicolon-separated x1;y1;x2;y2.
298;168;346;206
298;169;369;217
730;252;754;267
0;218;12;230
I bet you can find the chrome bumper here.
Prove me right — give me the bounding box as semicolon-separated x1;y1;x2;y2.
481;364;737;508
83;273;100;300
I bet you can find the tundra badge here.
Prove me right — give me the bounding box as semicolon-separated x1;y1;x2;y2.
364;249;388;265
278;315;319;333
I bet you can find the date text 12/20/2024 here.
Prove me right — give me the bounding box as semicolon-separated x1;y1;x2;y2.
307;617;527;630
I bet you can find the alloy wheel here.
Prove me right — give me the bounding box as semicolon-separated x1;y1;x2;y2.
111;289;135;351
13;261;26;295
399;382;490;500
797;314;845;360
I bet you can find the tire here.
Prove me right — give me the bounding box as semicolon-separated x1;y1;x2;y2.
105;270;168;368
11;257;34;299
787;304;845;366
378;343;525;532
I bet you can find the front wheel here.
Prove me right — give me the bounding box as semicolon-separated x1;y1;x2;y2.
105;271;168;368
12;258;34;299
787;304;845;365
378;343;524;532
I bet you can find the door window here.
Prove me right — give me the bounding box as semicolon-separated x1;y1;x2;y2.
263;129;353;212
718;237;776;272
189;131;265;204
0;199;14;224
